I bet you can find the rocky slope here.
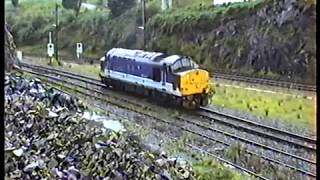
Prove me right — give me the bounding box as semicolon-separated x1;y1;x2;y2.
5;22;19;72
4;74;197;179
146;0;316;84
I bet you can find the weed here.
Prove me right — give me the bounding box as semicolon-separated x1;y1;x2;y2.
225;143;242;163
297;114;301;119
265;108;269;116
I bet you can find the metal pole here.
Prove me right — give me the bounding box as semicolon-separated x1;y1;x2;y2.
55;3;59;63
49;32;52;43
49;32;52;64
141;0;145;49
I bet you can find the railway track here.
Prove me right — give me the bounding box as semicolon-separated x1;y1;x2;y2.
198;107;316;151
23;56;316;92
214;72;316;92
19;62;317;179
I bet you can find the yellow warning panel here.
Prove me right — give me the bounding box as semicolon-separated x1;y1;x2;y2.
178;69;210;96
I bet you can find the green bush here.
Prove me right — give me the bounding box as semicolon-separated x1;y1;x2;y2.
7;0;140;58
192;158;245;180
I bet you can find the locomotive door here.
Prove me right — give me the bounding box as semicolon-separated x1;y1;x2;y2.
161;64;167;86
105;55;110;73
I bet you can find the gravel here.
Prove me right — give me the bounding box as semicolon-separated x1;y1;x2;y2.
4;73;198;179
86;91;313;180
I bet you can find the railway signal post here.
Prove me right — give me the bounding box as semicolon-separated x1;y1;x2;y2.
76;43;83;63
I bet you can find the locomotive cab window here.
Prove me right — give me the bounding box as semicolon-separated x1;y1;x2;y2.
171;57;195;73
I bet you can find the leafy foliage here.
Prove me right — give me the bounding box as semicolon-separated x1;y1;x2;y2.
6;0;140;59
192;158;245;180
107;0;136;17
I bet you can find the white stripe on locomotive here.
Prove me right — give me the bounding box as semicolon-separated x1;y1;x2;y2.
105;69;182;97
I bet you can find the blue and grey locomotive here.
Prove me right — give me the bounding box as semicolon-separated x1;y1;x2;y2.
99;48;211;109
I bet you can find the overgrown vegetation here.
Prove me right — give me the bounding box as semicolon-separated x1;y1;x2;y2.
6;0;140;59
146;0;316;84
213;84;316;130
24;56;100;78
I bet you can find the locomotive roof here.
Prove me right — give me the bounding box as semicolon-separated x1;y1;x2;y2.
107;48;181;65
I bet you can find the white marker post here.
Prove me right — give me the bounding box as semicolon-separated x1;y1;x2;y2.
47;32;54;64
16;51;22;62
76;43;83;62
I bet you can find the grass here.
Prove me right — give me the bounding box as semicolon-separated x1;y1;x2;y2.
64;63;100;78
212;83;316;131
23;56;100;78
192;158;246;180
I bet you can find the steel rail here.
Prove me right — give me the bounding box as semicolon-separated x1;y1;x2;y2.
21;62;316;145
174;115;316;165
196;109;316;152
21;64;317;160
214;73;316;92
21;65;316;178
20;69;270;180
22;56;316;92
200;107;316;144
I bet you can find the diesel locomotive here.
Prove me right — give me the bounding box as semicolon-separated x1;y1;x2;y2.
99;48;211;109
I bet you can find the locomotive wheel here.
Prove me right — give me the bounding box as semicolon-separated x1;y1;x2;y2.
201;98;209;106
175;97;182;106
182;100;199;109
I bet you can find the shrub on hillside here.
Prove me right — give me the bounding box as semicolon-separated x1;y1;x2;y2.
108;0;136;17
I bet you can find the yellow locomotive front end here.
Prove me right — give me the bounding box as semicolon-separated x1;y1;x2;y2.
176;68;212;109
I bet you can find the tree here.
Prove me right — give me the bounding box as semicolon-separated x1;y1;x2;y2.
11;0;19;7
108;0;136;17
62;0;82;16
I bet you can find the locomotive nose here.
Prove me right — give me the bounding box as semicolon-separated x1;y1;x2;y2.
179;69;210;96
